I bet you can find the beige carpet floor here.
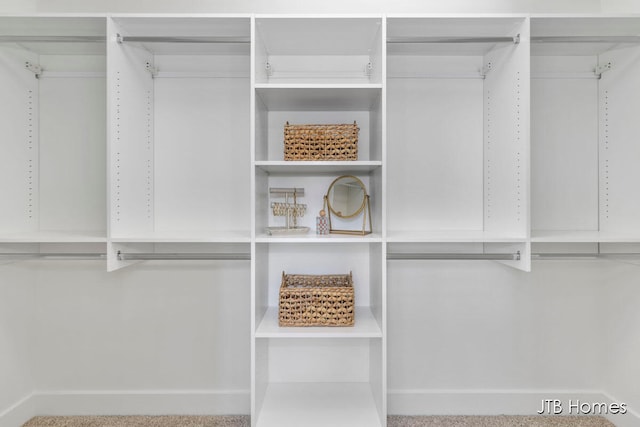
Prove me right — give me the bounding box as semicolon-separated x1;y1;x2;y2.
22;415;616;426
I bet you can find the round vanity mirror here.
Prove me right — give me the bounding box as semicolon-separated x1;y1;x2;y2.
327;175;367;218
323;175;372;235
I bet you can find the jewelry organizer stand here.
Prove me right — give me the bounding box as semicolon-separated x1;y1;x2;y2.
266;187;310;235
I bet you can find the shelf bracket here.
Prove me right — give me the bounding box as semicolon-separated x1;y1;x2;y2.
595;61;612;79
25;61;43;79
145;61;158;78
265;62;273;77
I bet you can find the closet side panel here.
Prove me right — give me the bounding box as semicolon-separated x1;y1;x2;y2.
108;19;154;236
483;20;529;237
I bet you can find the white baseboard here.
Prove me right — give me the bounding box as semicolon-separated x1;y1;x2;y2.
602;391;640;427
0;394;35;427
31;390;250;417
388;389;609;416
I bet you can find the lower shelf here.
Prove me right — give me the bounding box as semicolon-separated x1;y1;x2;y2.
255;306;382;338
256;382;382;427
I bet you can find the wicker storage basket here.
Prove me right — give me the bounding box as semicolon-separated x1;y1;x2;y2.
284;122;359;161
279;272;355;327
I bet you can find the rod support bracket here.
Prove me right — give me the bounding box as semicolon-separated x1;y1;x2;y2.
480;62;492;78
513;33;521;44
365;61;373;77
116;33;123;44
145;61;158;78
25;61;42;79
595;61;612;79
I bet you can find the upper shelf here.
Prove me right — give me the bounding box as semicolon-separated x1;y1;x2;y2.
255;85;382;111
0;16;106;55
255;17;382;56
387;17;524;56
112;16;250;55
531;17;640;56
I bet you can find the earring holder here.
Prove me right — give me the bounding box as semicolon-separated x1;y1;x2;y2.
266;187;310;235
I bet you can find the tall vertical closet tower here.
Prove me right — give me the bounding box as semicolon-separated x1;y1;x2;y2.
251;16;386;427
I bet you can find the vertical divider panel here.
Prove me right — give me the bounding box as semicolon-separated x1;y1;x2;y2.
107;17;152;270
483;18;530;240
370;242;385;424
0;47;39;235
108;19;154;238
599;45;640;235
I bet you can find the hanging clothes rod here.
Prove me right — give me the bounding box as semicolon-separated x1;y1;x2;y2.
387;35;520;44
532;36;640;44
0;35;106;43
117;252;250;261
532;253;640;260
387;252;520;261
0;253;106;260
117;35;250;44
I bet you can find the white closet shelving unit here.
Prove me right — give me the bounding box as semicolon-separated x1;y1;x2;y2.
386;16;530;271
0;16;106;255
106;15;252;271
531;16;640;255
251;16;386;427
4;11;640;427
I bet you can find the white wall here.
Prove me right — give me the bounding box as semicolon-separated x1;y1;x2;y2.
0;0;36;13
32;261;251;415
603;262;640;426
388;261;607;412
601;0;640;12
0;263;35;427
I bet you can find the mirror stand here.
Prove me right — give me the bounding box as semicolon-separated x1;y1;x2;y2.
323;194;372;236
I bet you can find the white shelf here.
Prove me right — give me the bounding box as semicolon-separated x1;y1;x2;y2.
532;230;640;243
256;233;383;243
110;230;251;243
255;161;382;175
255;307;382;338
256;382;382;427
387;230;527;243
0;231;106;243
255;85;382;111
0;16;106;55
531;16;640;56
255;17;382;56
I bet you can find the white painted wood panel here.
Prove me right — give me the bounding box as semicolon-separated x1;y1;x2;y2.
387;74;484;232
531;57;599;232
39;67;106;234
153;73;249;233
